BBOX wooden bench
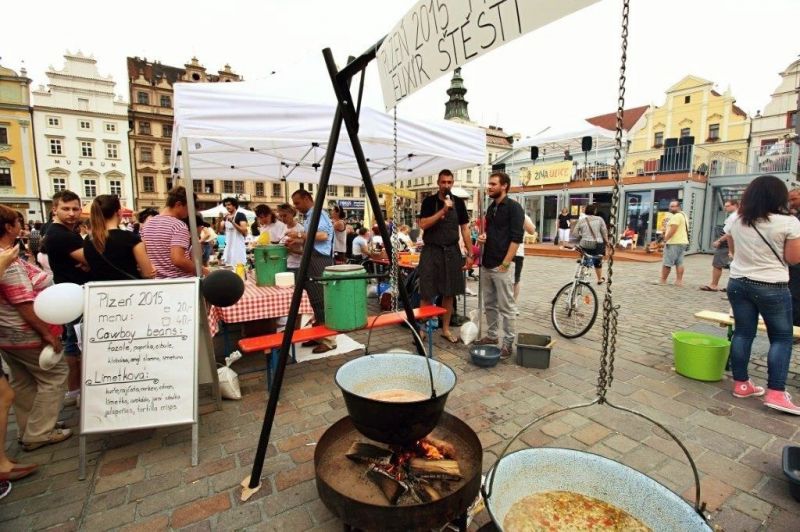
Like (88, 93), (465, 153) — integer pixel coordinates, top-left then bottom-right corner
(694, 310), (800, 370)
(239, 305), (448, 390)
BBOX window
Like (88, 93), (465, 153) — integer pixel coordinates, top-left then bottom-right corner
(0, 168), (11, 187)
(359, 186), (365, 196)
(0, 127), (7, 145)
(788, 111), (798, 129)
(223, 180), (234, 193)
(49, 138), (63, 155)
(140, 147), (153, 162)
(78, 98), (89, 111)
(79, 120), (92, 130)
(344, 186), (353, 197)
(137, 91), (150, 105)
(308, 183), (313, 193)
(53, 177), (67, 192)
(466, 169), (472, 183)
(204, 180), (215, 194)
(163, 148), (171, 162)
(160, 95), (171, 107)
(680, 128), (691, 138)
(708, 123), (720, 141)
(162, 124), (172, 138)
(105, 143), (118, 159)
(684, 95), (691, 104)
(654, 131), (664, 147)
(109, 180), (122, 196)
(143, 176), (155, 192)
(272, 183), (282, 197)
(105, 122), (116, 133)
(193, 180), (203, 193)
(139, 121), (151, 135)
(427, 176), (433, 184)
(234, 181), (244, 194)
(80, 141), (94, 158)
(165, 177), (174, 191)
(330, 185), (338, 196)
(255, 182), (264, 196)
(83, 179), (97, 198)
(47, 116), (60, 127)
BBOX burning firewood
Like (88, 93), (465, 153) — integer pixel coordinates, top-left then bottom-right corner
(346, 442), (393, 465)
(366, 465), (407, 504)
(415, 480), (442, 503)
(408, 458), (462, 480)
(421, 435), (457, 459)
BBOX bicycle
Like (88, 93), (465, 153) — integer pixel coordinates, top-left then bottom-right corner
(550, 245), (601, 338)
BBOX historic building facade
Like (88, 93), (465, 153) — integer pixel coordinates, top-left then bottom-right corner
(32, 52), (133, 212)
(0, 63), (40, 221)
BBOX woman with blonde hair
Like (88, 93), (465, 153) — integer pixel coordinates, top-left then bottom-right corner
(84, 195), (155, 281)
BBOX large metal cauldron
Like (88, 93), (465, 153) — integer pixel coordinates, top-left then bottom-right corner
(483, 448), (711, 531)
(335, 353), (456, 445)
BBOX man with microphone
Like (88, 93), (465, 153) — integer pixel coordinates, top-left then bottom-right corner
(417, 169), (473, 343)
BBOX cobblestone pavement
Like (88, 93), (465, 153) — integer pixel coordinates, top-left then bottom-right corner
(1, 254), (799, 531)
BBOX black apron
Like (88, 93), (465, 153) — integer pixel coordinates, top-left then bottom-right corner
(418, 199), (465, 299)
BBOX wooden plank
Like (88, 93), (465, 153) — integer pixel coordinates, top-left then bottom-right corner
(238, 306), (447, 353)
(694, 310), (800, 337)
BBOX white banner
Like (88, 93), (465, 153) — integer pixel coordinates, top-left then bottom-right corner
(376, 0), (600, 110)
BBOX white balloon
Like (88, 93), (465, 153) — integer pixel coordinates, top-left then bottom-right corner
(33, 283), (84, 324)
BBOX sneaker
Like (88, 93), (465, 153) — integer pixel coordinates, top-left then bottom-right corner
(732, 380), (765, 398)
(0, 480), (10, 500)
(63, 390), (80, 407)
(763, 390), (800, 415)
(22, 428), (73, 451)
(475, 336), (497, 345)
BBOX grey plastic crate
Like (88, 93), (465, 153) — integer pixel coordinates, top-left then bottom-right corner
(516, 333), (555, 369)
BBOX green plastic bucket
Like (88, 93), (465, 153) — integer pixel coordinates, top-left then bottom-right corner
(253, 245), (288, 287)
(323, 264), (367, 331)
(672, 331), (730, 382)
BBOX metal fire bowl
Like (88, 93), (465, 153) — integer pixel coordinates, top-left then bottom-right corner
(484, 448), (711, 531)
(315, 413), (482, 532)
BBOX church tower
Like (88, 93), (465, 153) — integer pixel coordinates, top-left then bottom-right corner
(444, 68), (470, 122)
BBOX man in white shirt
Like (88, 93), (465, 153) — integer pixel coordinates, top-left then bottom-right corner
(700, 199), (738, 292)
(351, 228), (369, 261)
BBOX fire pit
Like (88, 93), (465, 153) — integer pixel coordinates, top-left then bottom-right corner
(315, 412), (482, 531)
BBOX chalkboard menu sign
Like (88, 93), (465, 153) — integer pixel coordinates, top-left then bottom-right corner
(80, 279), (199, 434)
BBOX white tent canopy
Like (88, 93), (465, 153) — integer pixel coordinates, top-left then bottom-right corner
(171, 80), (485, 186)
(200, 204), (256, 219)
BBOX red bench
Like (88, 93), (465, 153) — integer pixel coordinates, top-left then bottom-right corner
(238, 305), (447, 389)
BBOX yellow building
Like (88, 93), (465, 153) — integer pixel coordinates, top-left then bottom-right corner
(0, 63), (41, 221)
(625, 75), (750, 177)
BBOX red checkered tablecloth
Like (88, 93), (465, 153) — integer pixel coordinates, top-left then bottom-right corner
(207, 279), (314, 336)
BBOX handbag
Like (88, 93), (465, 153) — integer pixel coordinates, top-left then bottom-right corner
(584, 217), (606, 255)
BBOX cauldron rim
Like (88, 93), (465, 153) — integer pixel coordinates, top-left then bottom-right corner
(335, 353), (457, 401)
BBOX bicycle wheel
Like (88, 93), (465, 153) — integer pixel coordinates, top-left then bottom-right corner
(551, 281), (599, 338)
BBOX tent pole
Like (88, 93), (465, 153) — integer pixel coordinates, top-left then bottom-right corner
(180, 139), (222, 412)
(323, 48), (425, 355)
(243, 58), (353, 495)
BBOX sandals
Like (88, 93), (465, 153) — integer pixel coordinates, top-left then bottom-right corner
(597, 277), (605, 285)
(699, 285), (719, 292)
(441, 332), (459, 344)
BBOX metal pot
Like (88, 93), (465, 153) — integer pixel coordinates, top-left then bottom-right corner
(335, 353), (456, 445)
(483, 448), (710, 531)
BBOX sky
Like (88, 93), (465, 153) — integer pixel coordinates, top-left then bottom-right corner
(3, 0), (798, 138)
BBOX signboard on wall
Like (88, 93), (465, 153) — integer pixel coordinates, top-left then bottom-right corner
(376, 0), (599, 110)
(521, 160), (574, 186)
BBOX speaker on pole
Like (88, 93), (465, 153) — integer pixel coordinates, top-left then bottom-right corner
(530, 146), (539, 161)
(581, 136), (593, 152)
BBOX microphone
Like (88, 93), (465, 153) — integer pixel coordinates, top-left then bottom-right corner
(446, 194), (451, 201)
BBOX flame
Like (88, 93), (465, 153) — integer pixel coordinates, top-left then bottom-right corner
(418, 440), (444, 460)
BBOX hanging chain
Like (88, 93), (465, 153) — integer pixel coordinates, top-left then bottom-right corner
(597, 0), (629, 401)
(390, 106), (400, 313)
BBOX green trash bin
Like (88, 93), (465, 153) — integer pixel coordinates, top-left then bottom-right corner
(672, 331), (730, 382)
(253, 245), (288, 287)
(323, 264), (368, 331)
